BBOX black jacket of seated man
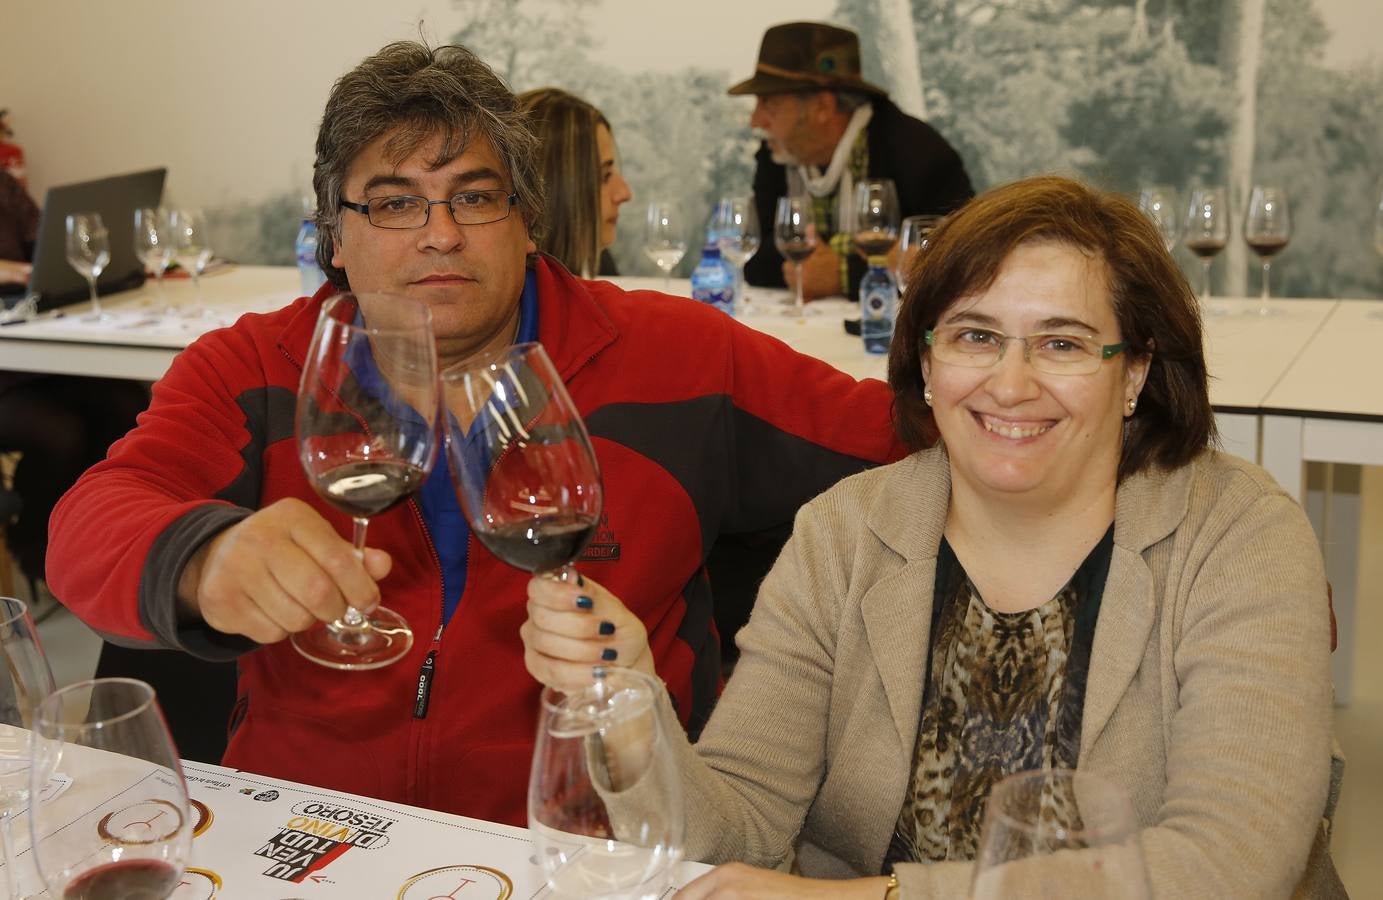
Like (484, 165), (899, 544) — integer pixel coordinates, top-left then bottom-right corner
(745, 95), (974, 298)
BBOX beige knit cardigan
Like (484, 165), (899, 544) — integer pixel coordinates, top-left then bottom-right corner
(651, 447), (1339, 898)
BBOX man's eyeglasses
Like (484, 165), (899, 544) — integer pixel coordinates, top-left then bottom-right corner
(925, 325), (1129, 376)
(339, 190), (519, 229)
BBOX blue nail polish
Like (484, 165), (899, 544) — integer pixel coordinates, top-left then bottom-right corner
(601, 648), (618, 661)
(576, 595), (594, 610)
(598, 621), (616, 636)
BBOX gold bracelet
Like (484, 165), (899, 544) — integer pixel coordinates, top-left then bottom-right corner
(883, 872), (899, 900)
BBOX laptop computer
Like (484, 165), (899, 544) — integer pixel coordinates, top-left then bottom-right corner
(21, 167), (166, 311)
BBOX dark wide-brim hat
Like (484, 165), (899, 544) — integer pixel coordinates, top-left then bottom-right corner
(727, 22), (887, 97)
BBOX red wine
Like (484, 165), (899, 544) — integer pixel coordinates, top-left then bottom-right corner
(853, 232), (895, 257)
(315, 460), (426, 518)
(1246, 236), (1289, 258)
(777, 239), (816, 263)
(64, 858), (181, 899)
(1184, 238), (1226, 259)
(476, 514), (598, 572)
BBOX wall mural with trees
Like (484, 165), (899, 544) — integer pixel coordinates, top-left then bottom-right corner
(215, 0), (1379, 299)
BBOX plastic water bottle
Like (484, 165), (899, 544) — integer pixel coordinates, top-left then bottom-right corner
(295, 217), (326, 296)
(860, 257), (896, 354)
(691, 245), (734, 316)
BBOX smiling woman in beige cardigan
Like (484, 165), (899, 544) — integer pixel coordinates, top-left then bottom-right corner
(520, 176), (1342, 899)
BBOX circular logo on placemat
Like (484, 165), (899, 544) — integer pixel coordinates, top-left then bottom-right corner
(171, 867), (221, 899)
(97, 799), (185, 845)
(397, 864), (512, 899)
(189, 798), (214, 837)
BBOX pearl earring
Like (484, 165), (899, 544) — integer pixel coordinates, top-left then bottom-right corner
(1126, 397), (1137, 415)
(924, 387), (933, 406)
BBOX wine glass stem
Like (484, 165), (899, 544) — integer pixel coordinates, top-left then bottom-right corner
(192, 270), (206, 314)
(338, 517), (371, 629)
(1200, 259), (1212, 300)
(794, 262), (805, 317)
(0, 807), (19, 898)
(1260, 261), (1272, 302)
(87, 275), (102, 316)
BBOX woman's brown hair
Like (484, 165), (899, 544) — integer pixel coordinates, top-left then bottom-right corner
(888, 175), (1215, 479)
(517, 87), (609, 277)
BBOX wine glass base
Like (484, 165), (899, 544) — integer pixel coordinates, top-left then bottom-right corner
(290, 606), (415, 670)
(1245, 304), (1283, 317)
(81, 311), (114, 324)
(779, 301), (820, 318)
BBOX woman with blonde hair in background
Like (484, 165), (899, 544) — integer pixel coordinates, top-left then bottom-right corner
(517, 87), (632, 277)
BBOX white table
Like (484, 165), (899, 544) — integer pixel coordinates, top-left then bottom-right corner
(1198, 297), (1339, 462)
(1258, 300), (1383, 704)
(0, 266), (299, 380)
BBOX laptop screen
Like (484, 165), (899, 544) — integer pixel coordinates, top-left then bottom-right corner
(25, 168), (167, 311)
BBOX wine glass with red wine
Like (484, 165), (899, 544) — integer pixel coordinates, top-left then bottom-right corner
(28, 678), (192, 900)
(774, 195), (820, 319)
(1244, 185), (1292, 316)
(442, 342), (603, 582)
(853, 178), (900, 262)
(1183, 186), (1228, 301)
(293, 292), (440, 670)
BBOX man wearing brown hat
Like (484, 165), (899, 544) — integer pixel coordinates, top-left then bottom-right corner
(731, 22), (973, 301)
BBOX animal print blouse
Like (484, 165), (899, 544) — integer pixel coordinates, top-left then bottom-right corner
(885, 527), (1113, 866)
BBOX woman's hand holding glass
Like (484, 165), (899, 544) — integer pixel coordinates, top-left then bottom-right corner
(521, 573), (654, 692)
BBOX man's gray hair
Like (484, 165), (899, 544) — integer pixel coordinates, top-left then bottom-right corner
(312, 41), (544, 288)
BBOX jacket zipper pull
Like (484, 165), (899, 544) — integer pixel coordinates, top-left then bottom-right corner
(413, 626), (443, 719)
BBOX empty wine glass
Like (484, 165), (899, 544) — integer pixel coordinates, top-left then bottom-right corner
(64, 213), (112, 323)
(713, 197), (760, 312)
(774, 195), (819, 319)
(0, 597), (57, 900)
(529, 667), (684, 900)
(293, 293), (440, 670)
(897, 215), (941, 294)
(28, 678), (192, 900)
(169, 208), (214, 320)
(643, 202), (686, 290)
(133, 207), (176, 316)
(443, 342), (603, 582)
(852, 178), (900, 262)
(1183, 186), (1228, 301)
(971, 768), (1149, 900)
(1138, 185), (1181, 252)
(1244, 185), (1291, 316)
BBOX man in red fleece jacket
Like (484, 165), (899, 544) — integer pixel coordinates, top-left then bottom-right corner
(47, 40), (904, 826)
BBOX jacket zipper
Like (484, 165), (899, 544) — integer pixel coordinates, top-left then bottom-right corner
(413, 625), (443, 718)
(405, 494), (445, 807)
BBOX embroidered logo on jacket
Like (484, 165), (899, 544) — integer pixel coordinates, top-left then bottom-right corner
(578, 513), (620, 561)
